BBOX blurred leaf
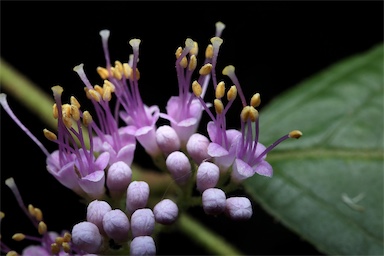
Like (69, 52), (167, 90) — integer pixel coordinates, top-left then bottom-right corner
(244, 44), (384, 255)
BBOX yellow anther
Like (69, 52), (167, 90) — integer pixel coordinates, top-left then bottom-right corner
(51, 85), (64, 97)
(71, 105), (80, 121)
(114, 60), (124, 73)
(215, 81), (225, 99)
(210, 36), (223, 49)
(205, 44), (213, 59)
(51, 243), (60, 255)
(43, 129), (57, 141)
(104, 80), (116, 92)
(214, 99), (224, 115)
(6, 251), (19, 256)
(28, 204), (35, 216)
(38, 221), (47, 235)
(63, 232), (72, 242)
(88, 89), (101, 102)
(190, 41), (199, 56)
(250, 93), (261, 108)
(62, 104), (72, 128)
(179, 56), (188, 69)
(227, 85), (237, 101)
(94, 85), (104, 96)
(188, 55), (197, 71)
(175, 46), (183, 59)
(222, 65), (235, 76)
(62, 242), (71, 253)
(0, 211), (4, 219)
(129, 68), (140, 80)
(199, 63), (212, 76)
(192, 81), (202, 97)
(123, 63), (132, 79)
(289, 130), (303, 139)
(55, 236), (64, 245)
(52, 104), (58, 119)
(240, 106), (251, 122)
(97, 66), (110, 80)
(103, 85), (112, 101)
(249, 107), (259, 122)
(84, 88), (91, 100)
(83, 111), (93, 127)
(129, 39), (141, 50)
(111, 66), (122, 80)
(33, 207), (43, 222)
(70, 96), (81, 109)
(12, 233), (25, 241)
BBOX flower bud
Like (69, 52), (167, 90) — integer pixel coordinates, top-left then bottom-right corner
(202, 188), (226, 215)
(86, 200), (112, 235)
(130, 236), (156, 256)
(155, 125), (181, 156)
(102, 209), (130, 243)
(153, 199), (178, 225)
(225, 197), (253, 221)
(71, 221), (103, 254)
(106, 161), (132, 199)
(196, 162), (220, 193)
(186, 133), (210, 164)
(126, 181), (150, 214)
(165, 151), (191, 185)
(130, 208), (155, 238)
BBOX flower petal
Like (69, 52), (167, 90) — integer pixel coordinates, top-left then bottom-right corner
(78, 170), (106, 199)
(231, 158), (254, 182)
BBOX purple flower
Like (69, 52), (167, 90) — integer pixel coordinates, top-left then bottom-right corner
(222, 65), (303, 182)
(160, 22), (226, 146)
(97, 30), (161, 157)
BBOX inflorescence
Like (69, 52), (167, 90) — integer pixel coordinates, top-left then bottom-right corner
(0, 22), (302, 255)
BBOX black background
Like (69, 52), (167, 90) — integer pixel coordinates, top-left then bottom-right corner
(1, 1), (383, 255)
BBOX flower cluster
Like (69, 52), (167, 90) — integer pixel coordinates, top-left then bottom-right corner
(0, 21), (302, 255)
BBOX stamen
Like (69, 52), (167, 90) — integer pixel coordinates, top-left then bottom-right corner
(70, 105), (80, 121)
(33, 207), (43, 222)
(55, 236), (64, 245)
(43, 129), (57, 141)
(205, 44), (213, 59)
(192, 81), (202, 97)
(123, 63), (132, 79)
(188, 55), (197, 71)
(240, 106), (251, 122)
(28, 204), (35, 216)
(63, 232), (71, 242)
(102, 85), (112, 101)
(115, 60), (124, 73)
(215, 81), (225, 99)
(83, 111), (93, 127)
(70, 96), (81, 109)
(175, 47), (183, 59)
(210, 37), (223, 49)
(88, 89), (101, 102)
(249, 107), (259, 122)
(111, 66), (122, 80)
(129, 39), (141, 51)
(214, 99), (224, 115)
(179, 56), (188, 68)
(190, 41), (199, 56)
(12, 233), (25, 241)
(289, 130), (303, 139)
(38, 221), (47, 235)
(6, 251), (19, 256)
(51, 85), (64, 97)
(104, 80), (116, 92)
(52, 103), (58, 119)
(199, 63), (212, 76)
(227, 85), (237, 101)
(62, 242), (71, 253)
(62, 104), (72, 128)
(222, 65), (246, 106)
(250, 93), (261, 108)
(185, 38), (195, 49)
(97, 66), (109, 80)
(51, 243), (60, 254)
(94, 85), (104, 96)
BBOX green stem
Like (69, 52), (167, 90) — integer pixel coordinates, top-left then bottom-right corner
(0, 58), (56, 130)
(178, 213), (244, 255)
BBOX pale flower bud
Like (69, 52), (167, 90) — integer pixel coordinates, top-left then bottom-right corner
(165, 151), (191, 185)
(225, 197), (253, 221)
(86, 200), (112, 235)
(126, 181), (150, 214)
(153, 199), (178, 225)
(71, 221), (103, 254)
(196, 162), (220, 193)
(156, 125), (181, 156)
(102, 209), (130, 243)
(202, 188), (226, 215)
(130, 236), (156, 256)
(130, 208), (155, 238)
(106, 161), (132, 199)
(186, 133), (210, 164)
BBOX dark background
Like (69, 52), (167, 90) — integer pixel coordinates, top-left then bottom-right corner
(1, 1), (383, 255)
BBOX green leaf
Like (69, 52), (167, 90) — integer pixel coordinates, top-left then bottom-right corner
(244, 44), (384, 255)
